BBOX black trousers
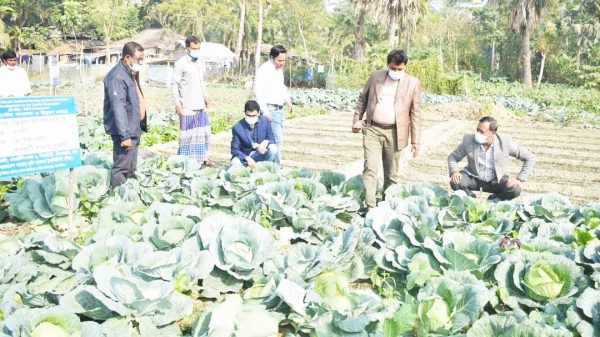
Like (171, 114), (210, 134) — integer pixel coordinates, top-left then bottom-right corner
(111, 136), (139, 187)
(450, 172), (521, 200)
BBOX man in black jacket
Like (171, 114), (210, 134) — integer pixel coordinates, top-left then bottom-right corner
(103, 41), (147, 187)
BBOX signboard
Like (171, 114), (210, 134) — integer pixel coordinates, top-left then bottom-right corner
(0, 96), (81, 179)
(49, 55), (60, 86)
(317, 65), (325, 73)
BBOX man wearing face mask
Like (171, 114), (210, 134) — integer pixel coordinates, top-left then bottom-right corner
(0, 50), (32, 97)
(103, 41), (147, 188)
(253, 45), (293, 165)
(447, 116), (535, 201)
(230, 100), (278, 169)
(171, 36), (212, 166)
(352, 49), (422, 209)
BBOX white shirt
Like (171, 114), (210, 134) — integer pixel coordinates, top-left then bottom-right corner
(478, 140), (497, 182)
(0, 66), (32, 97)
(171, 55), (208, 110)
(372, 77), (399, 125)
(253, 60), (290, 115)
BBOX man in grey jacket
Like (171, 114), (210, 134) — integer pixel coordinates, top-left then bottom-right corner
(103, 41), (146, 187)
(447, 116), (535, 201)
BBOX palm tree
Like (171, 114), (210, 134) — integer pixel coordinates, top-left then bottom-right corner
(372, 0), (428, 52)
(508, 0), (555, 86)
(353, 0), (371, 59)
(0, 5), (14, 47)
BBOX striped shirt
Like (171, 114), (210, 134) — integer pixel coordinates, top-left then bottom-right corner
(477, 141), (497, 182)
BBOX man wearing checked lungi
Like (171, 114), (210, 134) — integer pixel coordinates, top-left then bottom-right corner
(171, 36), (212, 166)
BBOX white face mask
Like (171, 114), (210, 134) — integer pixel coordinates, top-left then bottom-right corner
(131, 63), (143, 73)
(245, 116), (258, 125)
(474, 132), (488, 144)
(6, 65), (16, 70)
(189, 50), (200, 59)
(388, 69), (404, 81)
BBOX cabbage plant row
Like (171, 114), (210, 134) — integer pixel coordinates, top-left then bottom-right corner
(1, 153), (599, 337)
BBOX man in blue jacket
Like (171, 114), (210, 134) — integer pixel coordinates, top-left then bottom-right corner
(103, 41), (147, 187)
(231, 100), (278, 169)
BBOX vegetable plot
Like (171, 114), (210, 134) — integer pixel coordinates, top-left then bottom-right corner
(1, 154), (599, 337)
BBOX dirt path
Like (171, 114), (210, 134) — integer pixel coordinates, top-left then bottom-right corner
(146, 105), (600, 205)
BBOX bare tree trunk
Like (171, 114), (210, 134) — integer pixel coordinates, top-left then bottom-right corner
(454, 44), (458, 71)
(521, 27), (533, 86)
(254, 0), (263, 73)
(406, 25), (412, 53)
(298, 22), (309, 62)
(439, 43), (444, 73)
(234, 0), (246, 61)
(387, 16), (398, 47)
(353, 7), (366, 60)
(536, 51), (547, 89)
(490, 40), (495, 74)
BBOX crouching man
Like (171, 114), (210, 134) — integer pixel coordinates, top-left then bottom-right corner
(231, 100), (278, 169)
(447, 116), (535, 201)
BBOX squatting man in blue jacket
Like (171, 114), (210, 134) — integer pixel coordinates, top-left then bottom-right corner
(447, 116), (535, 201)
(230, 100), (278, 169)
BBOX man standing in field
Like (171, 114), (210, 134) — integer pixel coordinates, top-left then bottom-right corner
(353, 49), (422, 209)
(103, 42), (147, 188)
(447, 116), (535, 201)
(0, 50), (32, 97)
(171, 36), (212, 166)
(253, 45), (292, 164)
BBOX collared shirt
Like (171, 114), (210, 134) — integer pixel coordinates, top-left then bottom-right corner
(477, 140), (497, 182)
(372, 76), (399, 125)
(0, 66), (32, 97)
(243, 120), (260, 146)
(171, 55), (208, 110)
(253, 60), (290, 115)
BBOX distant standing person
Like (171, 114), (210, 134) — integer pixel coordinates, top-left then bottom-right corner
(171, 36), (212, 166)
(447, 116), (535, 201)
(0, 50), (32, 97)
(352, 49), (422, 209)
(253, 45), (292, 164)
(103, 42), (147, 188)
(230, 100), (278, 169)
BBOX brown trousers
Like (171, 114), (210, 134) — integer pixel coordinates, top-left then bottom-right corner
(362, 126), (402, 208)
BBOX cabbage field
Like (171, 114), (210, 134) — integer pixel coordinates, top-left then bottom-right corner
(1, 156), (600, 337)
(1, 85), (600, 337)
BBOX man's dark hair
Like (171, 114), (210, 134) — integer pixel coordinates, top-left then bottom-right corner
(185, 36), (201, 47)
(270, 45), (286, 59)
(479, 116), (498, 132)
(244, 100), (261, 113)
(1, 50), (17, 61)
(387, 49), (408, 65)
(122, 42), (144, 58)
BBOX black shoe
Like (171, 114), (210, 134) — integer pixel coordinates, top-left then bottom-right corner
(487, 194), (501, 203)
(465, 190), (476, 198)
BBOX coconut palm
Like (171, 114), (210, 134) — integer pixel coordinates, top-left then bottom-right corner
(372, 0), (428, 51)
(0, 5), (14, 47)
(353, 0), (371, 59)
(507, 0), (555, 86)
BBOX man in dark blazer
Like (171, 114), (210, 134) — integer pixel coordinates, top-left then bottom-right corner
(447, 116), (535, 201)
(103, 41), (147, 187)
(352, 49), (422, 208)
(231, 100), (278, 169)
